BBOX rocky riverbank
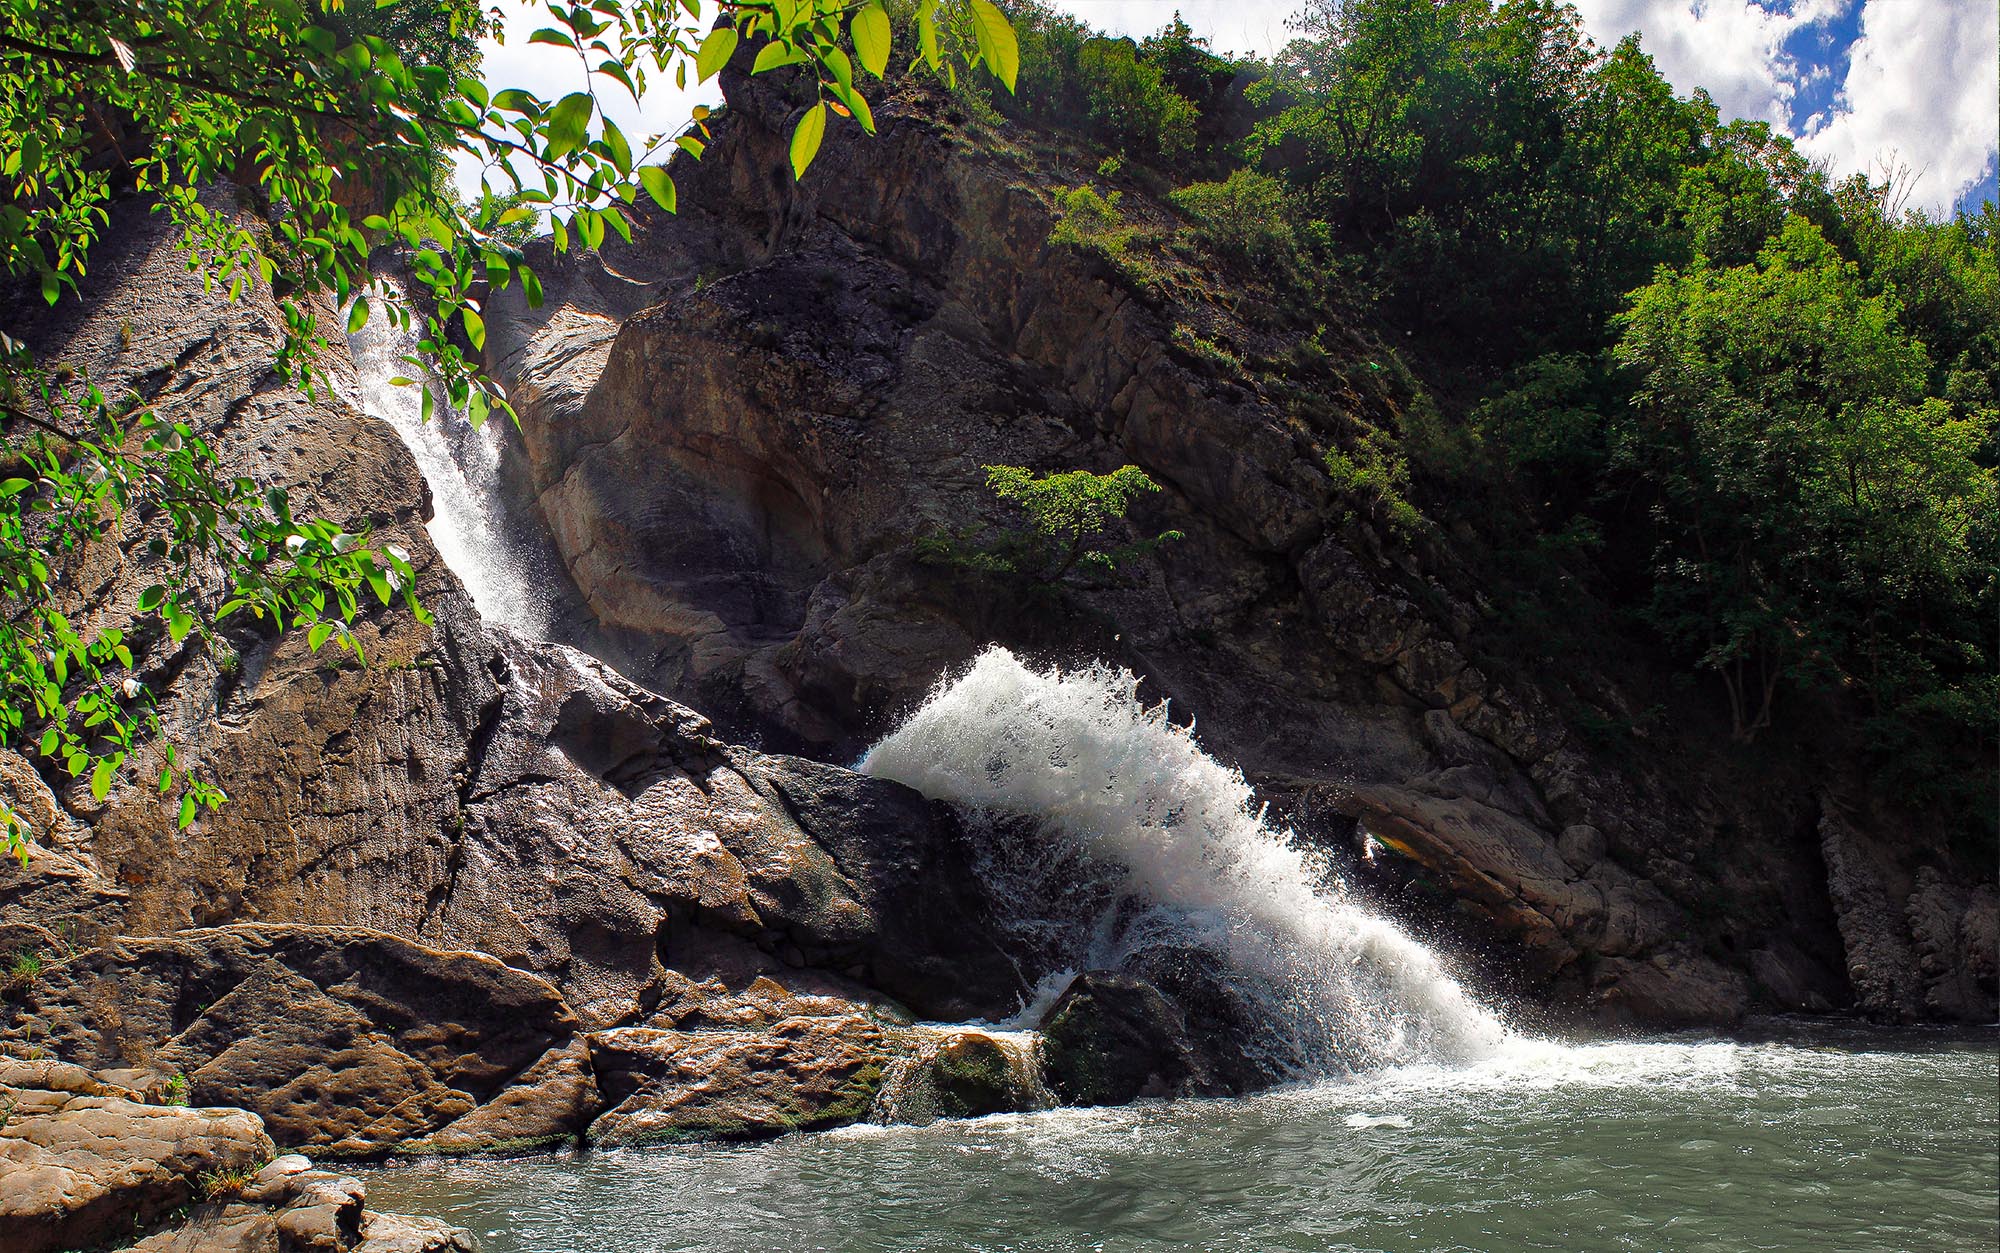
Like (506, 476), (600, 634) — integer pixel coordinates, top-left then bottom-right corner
(0, 1055), (472, 1252)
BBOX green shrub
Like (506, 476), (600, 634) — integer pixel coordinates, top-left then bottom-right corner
(977, 4), (1204, 169)
(918, 464), (1183, 583)
(1077, 37), (1197, 163)
(1324, 435), (1422, 534)
(1169, 169), (1298, 269)
(1048, 185), (1137, 258)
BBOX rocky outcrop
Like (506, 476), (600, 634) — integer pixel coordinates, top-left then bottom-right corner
(0, 1056), (471, 1253)
(428, 633), (1023, 1032)
(0, 181), (1034, 1145)
(3, 924), (591, 1157)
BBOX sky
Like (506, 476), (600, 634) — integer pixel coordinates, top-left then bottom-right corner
(468, 0), (1999, 217)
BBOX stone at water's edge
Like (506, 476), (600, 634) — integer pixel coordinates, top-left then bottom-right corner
(0, 1056), (472, 1253)
(2, 924), (591, 1157)
(927, 1032), (1037, 1119)
(1039, 972), (1220, 1106)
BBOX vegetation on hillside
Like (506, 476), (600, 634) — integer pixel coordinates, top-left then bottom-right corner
(961, 0), (1996, 844)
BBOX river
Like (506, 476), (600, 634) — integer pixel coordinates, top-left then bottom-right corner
(361, 1022), (1995, 1253)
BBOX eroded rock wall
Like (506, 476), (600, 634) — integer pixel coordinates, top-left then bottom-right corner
(486, 69), (1994, 1026)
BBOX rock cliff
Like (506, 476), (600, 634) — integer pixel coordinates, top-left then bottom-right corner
(483, 68), (1993, 1026)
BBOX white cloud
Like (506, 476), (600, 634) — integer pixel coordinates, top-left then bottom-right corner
(1799, 0), (1999, 213)
(1568, 0), (1848, 128)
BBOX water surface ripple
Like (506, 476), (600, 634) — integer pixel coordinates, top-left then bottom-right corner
(362, 1024), (1997, 1253)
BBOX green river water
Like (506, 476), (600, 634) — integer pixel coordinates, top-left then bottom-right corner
(361, 1022), (1997, 1253)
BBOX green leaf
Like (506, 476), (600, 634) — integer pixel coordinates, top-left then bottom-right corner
(547, 92), (595, 160)
(346, 296), (370, 333)
(308, 622), (335, 653)
(852, 3), (891, 78)
(638, 167), (677, 213)
(917, 3), (940, 70)
(790, 103), (827, 180)
(90, 756), (112, 802)
(178, 793), (197, 829)
(601, 117), (633, 174)
(528, 27), (577, 49)
(461, 306), (486, 351)
(753, 41), (808, 75)
(492, 88), (539, 115)
(968, 0), (1019, 92)
(695, 26), (738, 82)
(829, 81), (875, 136)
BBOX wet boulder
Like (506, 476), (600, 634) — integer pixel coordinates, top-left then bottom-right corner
(1040, 972), (1218, 1106)
(928, 1031), (1037, 1119)
(1122, 944), (1295, 1093)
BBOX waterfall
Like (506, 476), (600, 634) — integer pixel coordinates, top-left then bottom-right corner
(344, 279), (549, 637)
(859, 647), (1514, 1075)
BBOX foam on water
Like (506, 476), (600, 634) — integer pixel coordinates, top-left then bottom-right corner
(343, 279), (548, 637)
(859, 646), (1514, 1073)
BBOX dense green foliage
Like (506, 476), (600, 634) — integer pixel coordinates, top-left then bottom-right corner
(0, 0), (1016, 855)
(992, 0), (1997, 842)
(919, 465), (1182, 583)
(972, 3), (1250, 173)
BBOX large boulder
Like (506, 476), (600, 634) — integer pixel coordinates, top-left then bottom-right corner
(1, 924), (591, 1156)
(1039, 972), (1217, 1106)
(0, 1057), (271, 1253)
(426, 632), (1026, 1029)
(585, 973), (900, 1144)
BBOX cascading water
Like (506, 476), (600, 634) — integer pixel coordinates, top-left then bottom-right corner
(859, 646), (1515, 1075)
(344, 278), (549, 637)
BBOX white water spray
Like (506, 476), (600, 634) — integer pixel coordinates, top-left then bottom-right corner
(344, 279), (548, 637)
(860, 647), (1514, 1072)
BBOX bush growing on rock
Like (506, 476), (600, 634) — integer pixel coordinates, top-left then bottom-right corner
(1169, 169), (1299, 270)
(918, 465), (1183, 585)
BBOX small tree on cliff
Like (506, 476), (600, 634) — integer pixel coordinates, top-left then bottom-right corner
(0, 0), (1022, 857)
(919, 464), (1183, 584)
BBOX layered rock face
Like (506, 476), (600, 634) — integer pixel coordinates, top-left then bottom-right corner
(0, 190), (1038, 1152)
(0, 1056), (471, 1252)
(484, 68), (1993, 1026)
